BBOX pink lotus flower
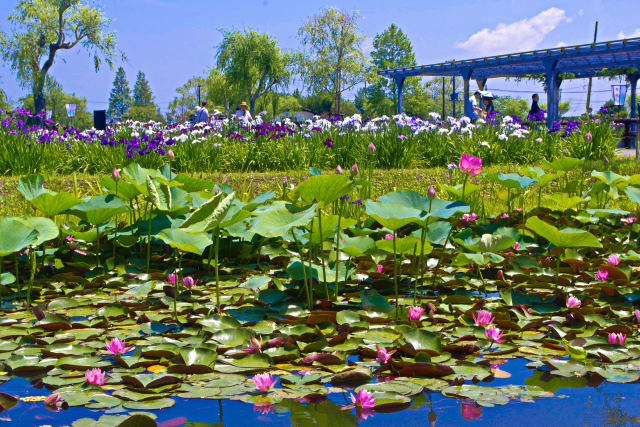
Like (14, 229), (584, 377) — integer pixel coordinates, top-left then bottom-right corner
(461, 402), (482, 420)
(502, 213), (509, 219)
(608, 254), (620, 266)
(166, 273), (177, 285)
(349, 389), (376, 409)
(566, 295), (581, 308)
(408, 306), (425, 321)
(44, 393), (61, 407)
(105, 338), (133, 355)
(624, 216), (637, 224)
(85, 368), (107, 385)
(608, 332), (626, 345)
(472, 310), (494, 326)
(595, 269), (609, 281)
(351, 163), (359, 175)
(335, 165), (343, 174)
(252, 373), (277, 392)
(376, 264), (384, 274)
(243, 336), (262, 353)
(367, 142), (376, 153)
(182, 276), (198, 289)
(512, 242), (520, 250)
(459, 153), (482, 176)
(635, 309), (640, 324)
(427, 185), (436, 200)
(461, 213), (478, 225)
(376, 345), (396, 364)
(383, 233), (394, 240)
(65, 235), (74, 242)
(484, 326), (504, 342)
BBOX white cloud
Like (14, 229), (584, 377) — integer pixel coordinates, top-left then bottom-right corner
(455, 7), (569, 55)
(618, 28), (640, 39)
(361, 37), (374, 55)
(555, 41), (568, 48)
(578, 9), (584, 16)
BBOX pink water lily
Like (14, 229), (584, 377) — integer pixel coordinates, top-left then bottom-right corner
(105, 338), (133, 355)
(595, 269), (609, 281)
(461, 402), (482, 420)
(459, 153), (482, 176)
(566, 295), (581, 308)
(44, 393), (61, 407)
(252, 373), (277, 392)
(383, 233), (394, 240)
(408, 306), (425, 321)
(85, 368), (107, 385)
(608, 254), (620, 266)
(484, 326), (504, 342)
(376, 264), (384, 274)
(349, 389), (376, 409)
(166, 273), (177, 285)
(243, 336), (262, 353)
(182, 276), (198, 289)
(472, 310), (494, 326)
(512, 242), (520, 250)
(461, 213), (478, 225)
(608, 332), (626, 346)
(635, 309), (640, 324)
(376, 345), (396, 364)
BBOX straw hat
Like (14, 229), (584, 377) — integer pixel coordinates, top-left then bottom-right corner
(239, 102), (248, 109)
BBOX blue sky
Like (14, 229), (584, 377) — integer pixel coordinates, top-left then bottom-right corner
(1, 0), (639, 115)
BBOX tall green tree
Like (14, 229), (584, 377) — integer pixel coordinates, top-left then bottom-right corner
(297, 8), (366, 115)
(107, 67), (131, 119)
(0, 89), (11, 112)
(216, 30), (292, 115)
(0, 0), (119, 116)
(21, 77), (92, 128)
(133, 71), (153, 106)
(371, 24), (416, 100)
(167, 77), (204, 123)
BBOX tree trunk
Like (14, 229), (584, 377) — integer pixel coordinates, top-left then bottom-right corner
(249, 97), (256, 116)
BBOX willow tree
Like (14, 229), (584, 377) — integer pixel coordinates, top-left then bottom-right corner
(297, 8), (366, 115)
(216, 29), (292, 115)
(0, 0), (119, 115)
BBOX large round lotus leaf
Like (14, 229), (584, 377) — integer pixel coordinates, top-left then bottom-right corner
(357, 378), (423, 396)
(403, 329), (442, 354)
(85, 393), (122, 409)
(0, 218), (38, 257)
(122, 373), (181, 388)
(239, 275), (271, 291)
(156, 228), (212, 255)
(365, 200), (423, 231)
(290, 174), (352, 207)
(336, 310), (360, 324)
(369, 391), (411, 410)
(376, 235), (430, 256)
(72, 414), (158, 427)
(100, 176), (141, 201)
(340, 235), (375, 257)
(486, 173), (538, 189)
(68, 194), (129, 225)
(30, 192), (83, 217)
(251, 202), (317, 238)
(228, 353), (271, 368)
(12, 216), (59, 245)
(17, 174), (54, 200)
(525, 216), (602, 248)
(544, 156), (584, 172)
(96, 304), (129, 318)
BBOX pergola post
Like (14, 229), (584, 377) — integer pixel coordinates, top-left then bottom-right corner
(462, 69), (473, 117)
(544, 60), (560, 129)
(475, 78), (487, 91)
(395, 76), (406, 114)
(629, 74), (638, 119)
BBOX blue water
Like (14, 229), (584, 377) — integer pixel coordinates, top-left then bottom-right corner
(2, 358), (640, 426)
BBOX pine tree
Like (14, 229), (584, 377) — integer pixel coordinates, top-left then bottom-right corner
(107, 67), (131, 119)
(133, 71), (154, 107)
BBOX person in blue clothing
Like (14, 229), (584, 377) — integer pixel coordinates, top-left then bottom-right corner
(481, 92), (495, 114)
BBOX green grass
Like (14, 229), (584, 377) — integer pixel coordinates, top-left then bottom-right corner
(3, 156), (640, 219)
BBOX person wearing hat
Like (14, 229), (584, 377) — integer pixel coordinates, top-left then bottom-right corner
(470, 90), (483, 118)
(235, 102), (253, 123)
(196, 101), (209, 123)
(481, 91), (495, 114)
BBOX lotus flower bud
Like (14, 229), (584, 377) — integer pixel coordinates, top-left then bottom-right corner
(427, 185), (436, 200)
(112, 168), (120, 181)
(167, 149), (175, 160)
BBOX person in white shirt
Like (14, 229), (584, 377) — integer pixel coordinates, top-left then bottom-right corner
(196, 101), (209, 123)
(235, 102), (253, 123)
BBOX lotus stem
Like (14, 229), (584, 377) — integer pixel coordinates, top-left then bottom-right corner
(146, 204), (152, 274)
(13, 254), (19, 296)
(431, 227), (453, 287)
(461, 174), (469, 203)
(411, 242), (419, 306)
(317, 209), (329, 300)
(393, 230), (399, 319)
(334, 199), (344, 300)
(292, 232), (312, 310)
(95, 225), (101, 270)
(214, 226), (221, 309)
(26, 249), (36, 309)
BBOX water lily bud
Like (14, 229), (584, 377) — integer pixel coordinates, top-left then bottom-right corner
(427, 185), (436, 200)
(167, 149), (175, 160)
(112, 168), (120, 181)
(367, 141), (376, 153)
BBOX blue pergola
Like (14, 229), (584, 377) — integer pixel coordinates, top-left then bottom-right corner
(378, 37), (640, 128)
